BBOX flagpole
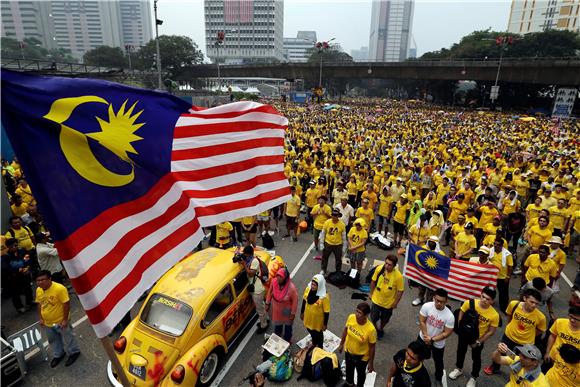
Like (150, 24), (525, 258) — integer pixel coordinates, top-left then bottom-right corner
(101, 336), (131, 387)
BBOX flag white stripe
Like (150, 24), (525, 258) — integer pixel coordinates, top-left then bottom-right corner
(186, 101), (264, 115)
(172, 129), (285, 150)
(175, 112), (288, 127)
(198, 195), (289, 228)
(64, 164), (285, 274)
(449, 267), (498, 281)
(449, 273), (498, 287)
(73, 200), (197, 305)
(189, 180), (288, 207)
(171, 147), (284, 172)
(406, 267), (482, 294)
(91, 228), (204, 338)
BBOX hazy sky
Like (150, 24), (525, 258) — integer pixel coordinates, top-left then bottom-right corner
(155, 0), (511, 57)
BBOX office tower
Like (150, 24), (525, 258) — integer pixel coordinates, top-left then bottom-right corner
(1, 1), (153, 61)
(350, 46), (369, 61)
(368, 0), (414, 62)
(205, 0), (285, 64)
(507, 0), (580, 33)
(283, 31), (317, 62)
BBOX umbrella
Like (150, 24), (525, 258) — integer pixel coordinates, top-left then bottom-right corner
(519, 117), (536, 122)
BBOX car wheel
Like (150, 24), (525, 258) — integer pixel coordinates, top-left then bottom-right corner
(197, 349), (222, 387)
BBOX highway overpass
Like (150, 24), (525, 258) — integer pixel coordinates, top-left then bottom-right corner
(175, 58), (580, 86)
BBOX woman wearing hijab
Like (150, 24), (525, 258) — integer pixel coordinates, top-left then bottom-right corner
(266, 268), (298, 342)
(429, 210), (445, 239)
(407, 200), (424, 228)
(338, 302), (376, 387)
(300, 274), (331, 348)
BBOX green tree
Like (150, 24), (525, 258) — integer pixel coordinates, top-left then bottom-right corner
(83, 45), (127, 67)
(420, 29), (580, 59)
(1, 37), (77, 63)
(134, 35), (204, 77)
(307, 47), (353, 63)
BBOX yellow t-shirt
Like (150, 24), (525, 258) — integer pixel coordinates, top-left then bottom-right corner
(10, 203), (28, 217)
(242, 216), (256, 226)
(408, 224), (430, 245)
(478, 206), (499, 229)
(460, 299), (499, 338)
(549, 248), (566, 268)
(526, 204), (543, 220)
(546, 349), (580, 387)
(505, 301), (547, 345)
(216, 222), (233, 246)
(36, 282), (70, 326)
(393, 202), (410, 224)
(524, 254), (559, 283)
(346, 181), (358, 195)
(302, 288), (331, 331)
(355, 207), (374, 230)
(285, 195), (301, 217)
(347, 227), (368, 253)
(312, 204), (332, 230)
(548, 318), (580, 359)
(548, 206), (569, 230)
(502, 198), (520, 216)
(344, 314), (377, 360)
(361, 191), (378, 209)
(371, 266), (404, 309)
(436, 184), (450, 205)
(449, 201), (468, 224)
(305, 188), (320, 208)
(527, 225), (552, 249)
(490, 249), (513, 279)
(455, 232), (477, 257)
(322, 219), (346, 245)
(504, 356), (549, 387)
(5, 227), (35, 251)
(378, 194), (393, 217)
(574, 209), (580, 233)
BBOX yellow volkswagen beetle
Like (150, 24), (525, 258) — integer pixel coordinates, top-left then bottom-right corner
(107, 247), (271, 386)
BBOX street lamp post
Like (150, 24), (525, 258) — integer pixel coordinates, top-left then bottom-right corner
(315, 38), (335, 88)
(125, 45), (133, 73)
(154, 0), (163, 90)
(490, 35), (513, 104)
(215, 31), (225, 90)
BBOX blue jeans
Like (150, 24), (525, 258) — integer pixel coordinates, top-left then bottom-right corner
(273, 324), (293, 342)
(44, 324), (80, 358)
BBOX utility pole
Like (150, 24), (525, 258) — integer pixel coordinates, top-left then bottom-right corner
(154, 0), (163, 90)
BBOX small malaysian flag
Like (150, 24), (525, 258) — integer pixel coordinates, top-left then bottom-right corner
(403, 244), (499, 301)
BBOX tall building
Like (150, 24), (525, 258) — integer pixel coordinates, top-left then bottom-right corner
(507, 0), (580, 34)
(1, 1), (153, 61)
(205, 0), (285, 64)
(350, 46), (369, 61)
(283, 31), (316, 62)
(368, 0), (414, 62)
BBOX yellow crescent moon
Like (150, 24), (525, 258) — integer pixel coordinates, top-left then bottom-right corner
(44, 96), (135, 187)
(414, 249), (428, 269)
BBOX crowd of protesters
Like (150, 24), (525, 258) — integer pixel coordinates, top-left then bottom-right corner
(2, 98), (580, 385)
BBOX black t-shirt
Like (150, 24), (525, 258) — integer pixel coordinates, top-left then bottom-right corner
(392, 349), (431, 387)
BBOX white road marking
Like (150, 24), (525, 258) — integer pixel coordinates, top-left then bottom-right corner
(210, 242), (315, 387)
(24, 315), (89, 360)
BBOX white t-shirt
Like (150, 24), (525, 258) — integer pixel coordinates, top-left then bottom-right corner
(249, 257), (265, 294)
(419, 301), (455, 349)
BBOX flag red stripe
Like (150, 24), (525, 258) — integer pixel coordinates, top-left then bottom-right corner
(452, 261), (499, 275)
(171, 155), (284, 181)
(173, 121), (287, 138)
(70, 191), (192, 294)
(84, 187), (289, 325)
(85, 216), (201, 324)
(180, 104), (279, 119)
(185, 171), (287, 199)
(171, 137), (284, 161)
(449, 273), (497, 287)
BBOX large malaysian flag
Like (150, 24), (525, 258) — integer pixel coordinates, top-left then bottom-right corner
(1, 70), (289, 337)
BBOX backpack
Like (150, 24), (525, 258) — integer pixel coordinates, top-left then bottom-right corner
(268, 350), (293, 382)
(293, 346), (311, 374)
(7, 226), (33, 241)
(454, 299), (479, 343)
(326, 271), (347, 289)
(262, 232), (275, 249)
(297, 347), (322, 382)
(298, 348), (342, 386)
(346, 268), (360, 289)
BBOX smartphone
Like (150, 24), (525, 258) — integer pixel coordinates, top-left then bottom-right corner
(504, 346), (517, 358)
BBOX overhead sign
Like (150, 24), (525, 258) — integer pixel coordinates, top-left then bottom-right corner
(490, 85), (500, 100)
(552, 87), (577, 118)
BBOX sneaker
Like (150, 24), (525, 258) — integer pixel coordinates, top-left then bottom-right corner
(513, 268), (522, 275)
(50, 356), (65, 368)
(466, 377), (477, 387)
(65, 352), (80, 367)
(412, 298), (423, 306)
(483, 365), (497, 375)
(448, 368), (463, 380)
(377, 330), (385, 340)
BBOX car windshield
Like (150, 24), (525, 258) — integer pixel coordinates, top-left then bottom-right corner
(140, 294), (193, 336)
